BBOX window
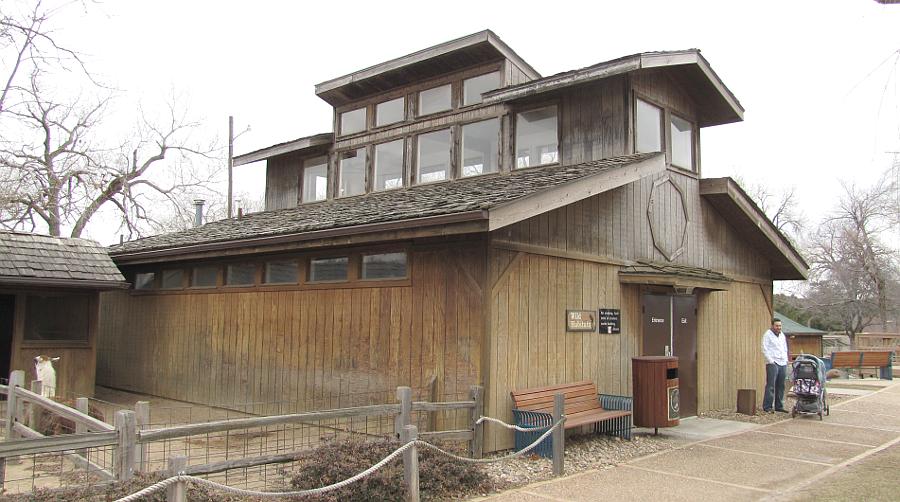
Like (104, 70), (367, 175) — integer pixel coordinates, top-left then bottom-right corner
(361, 252), (407, 280)
(417, 129), (451, 183)
(670, 114), (694, 170)
(191, 266), (218, 288)
(161, 269), (184, 289)
(24, 294), (89, 343)
(134, 272), (155, 290)
(376, 97), (405, 127)
(226, 264), (256, 286)
(302, 156), (328, 203)
(461, 118), (500, 177)
(635, 98), (662, 153)
(339, 148), (367, 197)
(515, 106), (558, 168)
(309, 257), (349, 282)
(264, 261), (299, 284)
(463, 71), (500, 106)
(418, 84), (451, 116)
(339, 107), (367, 135)
(374, 139), (404, 191)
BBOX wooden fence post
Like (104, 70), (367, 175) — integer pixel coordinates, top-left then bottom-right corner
(552, 393), (564, 477)
(395, 386), (412, 437)
(134, 401), (150, 472)
(400, 425), (420, 502)
(5, 371), (25, 439)
(115, 410), (137, 481)
(28, 380), (42, 429)
(75, 398), (90, 457)
(470, 385), (484, 459)
(166, 455), (187, 502)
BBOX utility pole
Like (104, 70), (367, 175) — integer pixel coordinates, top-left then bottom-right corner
(227, 115), (234, 218)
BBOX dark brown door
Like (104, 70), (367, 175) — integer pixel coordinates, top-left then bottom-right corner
(672, 295), (697, 417)
(641, 294), (671, 356)
(0, 295), (13, 379)
(641, 293), (698, 417)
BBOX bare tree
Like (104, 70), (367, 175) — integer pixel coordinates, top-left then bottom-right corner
(804, 171), (900, 346)
(1, 0), (94, 117)
(0, 75), (218, 238)
(150, 191), (263, 234)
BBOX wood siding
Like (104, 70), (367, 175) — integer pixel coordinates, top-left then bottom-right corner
(496, 170), (771, 281)
(265, 154), (300, 210)
(98, 243), (486, 419)
(7, 291), (99, 398)
(485, 248), (640, 451)
(559, 77), (630, 165)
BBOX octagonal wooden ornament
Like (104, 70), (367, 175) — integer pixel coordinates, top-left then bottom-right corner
(647, 176), (689, 262)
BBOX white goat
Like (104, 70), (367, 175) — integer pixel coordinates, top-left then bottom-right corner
(33, 355), (59, 398)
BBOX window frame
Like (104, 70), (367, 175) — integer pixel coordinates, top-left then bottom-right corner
(359, 251), (409, 281)
(459, 117), (501, 178)
(373, 138), (406, 192)
(669, 112), (696, 172)
(337, 147), (369, 198)
(415, 127), (453, 185)
(21, 293), (92, 347)
(633, 93), (699, 175)
(417, 83), (453, 117)
(338, 107), (368, 137)
(190, 265), (220, 289)
(307, 255), (352, 284)
(160, 268), (186, 290)
(513, 103), (561, 170)
(263, 259), (301, 285)
(462, 71), (501, 107)
(224, 263), (259, 288)
(375, 96), (406, 128)
(300, 155), (329, 204)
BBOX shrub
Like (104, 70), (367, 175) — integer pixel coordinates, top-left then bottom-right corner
(290, 438), (493, 502)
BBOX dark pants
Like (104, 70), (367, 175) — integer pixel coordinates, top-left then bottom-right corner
(763, 363), (787, 411)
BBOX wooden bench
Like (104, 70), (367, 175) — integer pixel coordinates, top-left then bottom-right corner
(511, 381), (632, 458)
(830, 350), (894, 380)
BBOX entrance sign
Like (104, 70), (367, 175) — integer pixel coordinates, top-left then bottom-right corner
(599, 308), (621, 334)
(566, 310), (596, 332)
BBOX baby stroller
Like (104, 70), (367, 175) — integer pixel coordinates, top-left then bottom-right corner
(791, 354), (829, 420)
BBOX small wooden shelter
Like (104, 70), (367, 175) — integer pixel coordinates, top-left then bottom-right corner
(98, 31), (808, 452)
(0, 231), (126, 396)
(774, 310), (826, 358)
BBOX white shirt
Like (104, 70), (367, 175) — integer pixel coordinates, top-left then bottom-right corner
(762, 329), (789, 366)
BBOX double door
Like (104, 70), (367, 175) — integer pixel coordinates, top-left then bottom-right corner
(641, 294), (697, 417)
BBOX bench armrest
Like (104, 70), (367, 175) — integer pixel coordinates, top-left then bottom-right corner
(599, 394), (633, 412)
(512, 408), (554, 428)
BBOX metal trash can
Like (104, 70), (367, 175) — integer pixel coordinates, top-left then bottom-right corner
(632, 356), (679, 433)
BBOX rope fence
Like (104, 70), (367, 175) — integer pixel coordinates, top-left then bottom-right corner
(114, 415), (566, 502)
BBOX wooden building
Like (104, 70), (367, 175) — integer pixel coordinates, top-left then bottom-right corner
(98, 31), (808, 451)
(1, 231), (126, 397)
(774, 310), (826, 359)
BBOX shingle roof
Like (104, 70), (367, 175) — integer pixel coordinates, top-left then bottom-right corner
(620, 261), (731, 283)
(774, 311), (827, 336)
(0, 231), (125, 286)
(112, 153), (659, 255)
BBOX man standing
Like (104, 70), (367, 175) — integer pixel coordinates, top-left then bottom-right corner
(762, 318), (789, 412)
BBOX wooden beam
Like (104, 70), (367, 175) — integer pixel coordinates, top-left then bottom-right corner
(488, 154), (665, 231)
(13, 387), (113, 432)
(0, 431), (118, 458)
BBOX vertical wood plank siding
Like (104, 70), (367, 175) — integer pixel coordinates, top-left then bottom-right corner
(486, 171), (773, 450)
(265, 154), (301, 210)
(97, 244), (485, 420)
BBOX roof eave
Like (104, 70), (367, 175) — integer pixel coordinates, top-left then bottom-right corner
(233, 133), (333, 167)
(700, 178), (809, 280)
(0, 277), (129, 290)
(111, 210), (490, 264)
(314, 30), (540, 106)
(482, 50), (743, 127)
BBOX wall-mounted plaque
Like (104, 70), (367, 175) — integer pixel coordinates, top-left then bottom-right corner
(599, 309), (621, 334)
(566, 310), (597, 332)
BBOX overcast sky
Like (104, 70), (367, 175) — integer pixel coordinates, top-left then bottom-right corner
(39, 0), (900, 244)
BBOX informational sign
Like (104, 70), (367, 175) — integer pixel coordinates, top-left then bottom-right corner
(598, 308), (621, 334)
(566, 310), (597, 332)
(668, 386), (680, 421)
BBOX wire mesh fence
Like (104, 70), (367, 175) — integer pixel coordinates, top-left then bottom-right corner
(2, 382), (479, 495)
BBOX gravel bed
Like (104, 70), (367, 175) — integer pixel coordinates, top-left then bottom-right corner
(473, 432), (680, 495)
(699, 392), (853, 424)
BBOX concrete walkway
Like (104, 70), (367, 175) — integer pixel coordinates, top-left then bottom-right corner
(479, 381), (900, 501)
